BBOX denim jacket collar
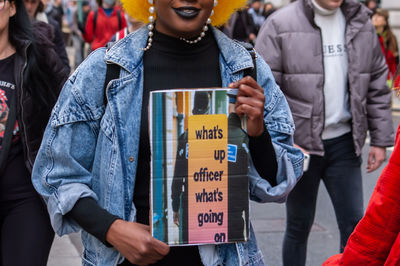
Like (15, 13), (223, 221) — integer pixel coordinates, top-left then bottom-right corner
(104, 26), (254, 76)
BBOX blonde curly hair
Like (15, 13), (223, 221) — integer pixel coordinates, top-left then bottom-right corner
(120, 0), (248, 27)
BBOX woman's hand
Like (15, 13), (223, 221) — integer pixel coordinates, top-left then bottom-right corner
(106, 219), (170, 265)
(229, 76), (266, 137)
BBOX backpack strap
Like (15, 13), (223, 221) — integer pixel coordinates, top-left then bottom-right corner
(103, 63), (120, 105)
(117, 10), (122, 30)
(93, 10), (98, 34)
(103, 41), (121, 105)
(238, 41), (257, 81)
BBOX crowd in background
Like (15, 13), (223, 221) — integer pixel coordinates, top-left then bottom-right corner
(36, 0), (398, 79)
(42, 0), (280, 68)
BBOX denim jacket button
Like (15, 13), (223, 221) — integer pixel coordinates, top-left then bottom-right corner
(129, 156), (135, 162)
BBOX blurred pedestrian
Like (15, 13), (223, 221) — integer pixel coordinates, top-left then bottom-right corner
(70, 0), (91, 69)
(110, 15), (144, 42)
(23, 0), (70, 71)
(0, 0), (68, 264)
(248, 0), (265, 33)
(83, 0), (127, 50)
(31, 0), (304, 265)
(372, 8), (399, 81)
(263, 2), (275, 20)
(65, 0), (76, 26)
(365, 0), (377, 13)
(324, 66), (400, 266)
(224, 7), (257, 43)
(255, 0), (394, 265)
(44, 0), (63, 30)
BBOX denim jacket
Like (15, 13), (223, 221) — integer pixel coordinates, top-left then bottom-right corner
(32, 27), (303, 266)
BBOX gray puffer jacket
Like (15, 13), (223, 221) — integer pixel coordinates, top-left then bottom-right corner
(255, 0), (394, 156)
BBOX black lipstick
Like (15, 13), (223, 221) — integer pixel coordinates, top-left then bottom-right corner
(173, 7), (200, 19)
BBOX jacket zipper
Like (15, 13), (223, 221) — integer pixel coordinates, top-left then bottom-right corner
(19, 44), (32, 168)
(314, 24), (326, 148)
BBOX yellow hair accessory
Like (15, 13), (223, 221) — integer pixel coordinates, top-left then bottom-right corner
(121, 0), (248, 27)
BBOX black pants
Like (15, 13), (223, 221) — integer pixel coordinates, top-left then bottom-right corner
(282, 133), (364, 266)
(0, 196), (54, 266)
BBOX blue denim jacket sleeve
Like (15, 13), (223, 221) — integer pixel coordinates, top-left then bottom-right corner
(248, 53), (304, 203)
(31, 49), (107, 236)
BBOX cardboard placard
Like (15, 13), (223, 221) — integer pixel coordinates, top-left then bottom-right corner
(150, 89), (249, 246)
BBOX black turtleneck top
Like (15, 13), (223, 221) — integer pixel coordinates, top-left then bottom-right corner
(67, 29), (277, 265)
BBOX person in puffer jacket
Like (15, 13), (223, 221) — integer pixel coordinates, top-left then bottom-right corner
(255, 0), (395, 265)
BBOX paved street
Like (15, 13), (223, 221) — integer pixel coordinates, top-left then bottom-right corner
(47, 113), (400, 266)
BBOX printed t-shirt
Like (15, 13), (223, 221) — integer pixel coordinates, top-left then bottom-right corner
(0, 54), (36, 202)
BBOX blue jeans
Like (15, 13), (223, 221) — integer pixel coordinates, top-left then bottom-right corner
(282, 133), (363, 266)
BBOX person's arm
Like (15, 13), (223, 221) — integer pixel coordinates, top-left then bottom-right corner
(68, 198), (171, 265)
(248, 126), (278, 186)
(31, 49), (107, 237)
(83, 10), (95, 43)
(255, 17), (283, 86)
(49, 18), (71, 72)
(366, 24), (395, 172)
(367, 24), (394, 147)
(67, 197), (119, 245)
(32, 21), (69, 94)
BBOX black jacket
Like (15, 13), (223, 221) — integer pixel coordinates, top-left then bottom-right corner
(47, 15), (70, 72)
(13, 21), (69, 172)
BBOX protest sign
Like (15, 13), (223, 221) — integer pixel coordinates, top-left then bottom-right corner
(150, 88), (249, 246)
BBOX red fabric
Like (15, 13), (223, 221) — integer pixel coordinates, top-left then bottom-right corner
(394, 74), (400, 90)
(83, 7), (127, 50)
(323, 126), (400, 265)
(115, 28), (128, 41)
(378, 35), (397, 80)
(385, 233), (400, 265)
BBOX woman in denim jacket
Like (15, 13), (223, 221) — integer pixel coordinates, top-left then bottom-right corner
(32, 0), (304, 265)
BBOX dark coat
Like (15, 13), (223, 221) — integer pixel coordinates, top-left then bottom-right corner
(13, 21), (69, 172)
(47, 15), (70, 72)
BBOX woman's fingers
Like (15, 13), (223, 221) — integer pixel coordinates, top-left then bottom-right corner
(229, 76), (265, 137)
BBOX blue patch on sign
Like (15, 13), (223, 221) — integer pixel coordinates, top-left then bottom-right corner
(186, 143), (189, 159)
(227, 144), (237, 162)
